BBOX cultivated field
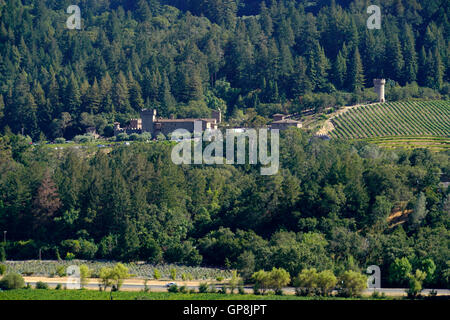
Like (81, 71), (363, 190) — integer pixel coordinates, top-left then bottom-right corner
(329, 100), (450, 150)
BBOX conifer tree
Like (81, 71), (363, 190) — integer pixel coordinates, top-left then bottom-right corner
(348, 47), (365, 92)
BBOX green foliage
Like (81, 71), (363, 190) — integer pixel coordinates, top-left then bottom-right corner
(0, 247), (5, 262)
(153, 269), (161, 280)
(407, 269), (427, 298)
(338, 271), (367, 298)
(0, 264), (6, 275)
(79, 265), (92, 288)
(35, 281), (49, 289)
(0, 273), (25, 290)
(389, 258), (412, 286)
(199, 283), (209, 293)
(170, 268), (177, 281)
(99, 263), (131, 291)
(65, 252), (75, 261)
(294, 269), (337, 297)
(167, 284), (178, 293)
(56, 266), (66, 277)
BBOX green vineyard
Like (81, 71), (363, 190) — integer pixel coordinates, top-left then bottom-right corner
(330, 100), (450, 150)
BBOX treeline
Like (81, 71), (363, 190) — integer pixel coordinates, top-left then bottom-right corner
(0, 129), (449, 287)
(0, 0), (448, 140)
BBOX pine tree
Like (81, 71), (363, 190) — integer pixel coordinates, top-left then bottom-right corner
(418, 46), (428, 86)
(65, 73), (82, 117)
(387, 33), (405, 83)
(136, 0), (152, 22)
(128, 72), (144, 111)
(402, 24), (418, 83)
(260, 2), (273, 36)
(332, 47), (347, 90)
(86, 78), (101, 114)
(348, 47), (365, 92)
(429, 46), (444, 89)
(113, 72), (132, 113)
(100, 72), (113, 113)
(159, 72), (176, 117)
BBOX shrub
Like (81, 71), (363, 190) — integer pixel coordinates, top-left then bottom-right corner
(338, 271), (367, 297)
(153, 269), (161, 280)
(0, 264), (6, 275)
(316, 270), (337, 296)
(216, 276), (224, 282)
(179, 285), (188, 293)
(251, 270), (270, 295)
(407, 269), (427, 299)
(36, 281), (49, 289)
(168, 284), (178, 293)
(54, 137), (66, 144)
(170, 268), (176, 280)
(80, 264), (91, 288)
(129, 133), (140, 141)
(268, 268), (290, 295)
(199, 282), (208, 293)
(55, 283), (62, 290)
(56, 266), (66, 277)
(0, 273), (25, 290)
(116, 133), (129, 142)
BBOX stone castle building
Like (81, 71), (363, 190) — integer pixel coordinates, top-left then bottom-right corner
(114, 109), (221, 137)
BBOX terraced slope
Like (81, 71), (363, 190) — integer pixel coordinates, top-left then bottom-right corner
(329, 100), (450, 150)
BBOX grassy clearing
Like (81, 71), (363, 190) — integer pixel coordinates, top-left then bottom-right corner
(0, 289), (380, 300)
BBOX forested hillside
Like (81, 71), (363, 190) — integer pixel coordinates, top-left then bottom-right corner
(0, 0), (448, 140)
(0, 130), (449, 287)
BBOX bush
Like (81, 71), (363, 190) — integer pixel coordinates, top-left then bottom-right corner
(153, 269), (161, 280)
(116, 133), (129, 142)
(0, 273), (25, 290)
(55, 283), (62, 290)
(56, 266), (66, 277)
(168, 284), (178, 293)
(170, 268), (176, 280)
(199, 282), (208, 293)
(36, 281), (49, 289)
(179, 285), (188, 293)
(338, 271), (367, 297)
(0, 264), (6, 275)
(80, 264), (91, 288)
(54, 137), (66, 144)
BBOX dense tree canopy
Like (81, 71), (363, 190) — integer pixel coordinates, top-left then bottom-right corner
(0, 0), (448, 140)
(0, 129), (448, 287)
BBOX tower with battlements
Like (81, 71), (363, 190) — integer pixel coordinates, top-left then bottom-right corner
(373, 79), (386, 103)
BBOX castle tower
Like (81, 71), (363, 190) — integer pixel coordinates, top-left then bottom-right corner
(141, 109), (157, 134)
(373, 79), (386, 103)
(212, 108), (221, 124)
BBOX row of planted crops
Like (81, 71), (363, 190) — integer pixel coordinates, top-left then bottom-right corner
(330, 100), (450, 140)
